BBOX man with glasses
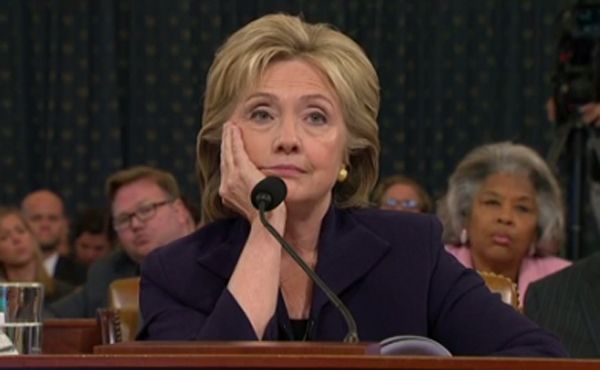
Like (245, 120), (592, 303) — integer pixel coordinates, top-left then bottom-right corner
(48, 166), (196, 318)
(372, 175), (432, 213)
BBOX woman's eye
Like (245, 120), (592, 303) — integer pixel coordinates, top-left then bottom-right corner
(516, 205), (531, 213)
(249, 109), (272, 122)
(483, 199), (499, 206)
(307, 111), (327, 125)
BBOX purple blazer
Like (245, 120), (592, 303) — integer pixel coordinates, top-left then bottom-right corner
(138, 206), (567, 357)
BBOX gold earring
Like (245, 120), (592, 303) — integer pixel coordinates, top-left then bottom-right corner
(337, 167), (348, 182)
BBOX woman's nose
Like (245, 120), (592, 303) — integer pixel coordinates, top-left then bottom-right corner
(274, 117), (300, 154)
(497, 206), (514, 224)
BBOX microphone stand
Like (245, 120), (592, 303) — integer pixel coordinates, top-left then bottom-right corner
(258, 202), (359, 343)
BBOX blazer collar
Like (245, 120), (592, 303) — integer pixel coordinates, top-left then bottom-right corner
(194, 206), (391, 314)
(579, 253), (600, 354)
(310, 207), (390, 317)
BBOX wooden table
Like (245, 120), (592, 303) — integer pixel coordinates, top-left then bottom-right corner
(18, 321), (600, 370)
(42, 319), (101, 354)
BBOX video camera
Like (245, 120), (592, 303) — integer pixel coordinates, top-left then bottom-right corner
(554, 0), (600, 123)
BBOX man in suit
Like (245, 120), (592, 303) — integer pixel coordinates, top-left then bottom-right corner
(21, 189), (86, 285)
(525, 253), (600, 358)
(48, 166), (196, 318)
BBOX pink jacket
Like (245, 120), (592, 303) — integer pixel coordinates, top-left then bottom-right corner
(445, 245), (571, 307)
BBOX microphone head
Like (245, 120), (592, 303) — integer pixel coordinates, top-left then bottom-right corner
(251, 176), (287, 211)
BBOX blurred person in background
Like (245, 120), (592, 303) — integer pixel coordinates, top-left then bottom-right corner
(437, 142), (571, 307)
(70, 208), (113, 268)
(21, 189), (86, 286)
(48, 166), (195, 318)
(0, 207), (74, 306)
(372, 175), (432, 213)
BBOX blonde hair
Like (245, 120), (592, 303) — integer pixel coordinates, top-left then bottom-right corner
(197, 13), (380, 223)
(437, 142), (565, 256)
(0, 207), (56, 296)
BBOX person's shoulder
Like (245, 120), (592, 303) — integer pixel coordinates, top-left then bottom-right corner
(47, 279), (76, 304)
(342, 207), (440, 246)
(150, 218), (241, 261)
(87, 249), (134, 280)
(346, 207), (438, 232)
(527, 255), (571, 270)
(57, 254), (76, 266)
(529, 252), (600, 291)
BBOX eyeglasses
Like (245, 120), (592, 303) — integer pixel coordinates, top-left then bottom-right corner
(113, 199), (174, 232)
(383, 197), (420, 211)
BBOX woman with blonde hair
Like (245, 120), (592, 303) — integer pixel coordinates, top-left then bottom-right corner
(437, 142), (571, 305)
(138, 14), (565, 356)
(0, 207), (74, 305)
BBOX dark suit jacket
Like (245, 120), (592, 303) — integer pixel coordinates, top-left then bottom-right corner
(139, 207), (566, 357)
(54, 255), (87, 286)
(525, 252), (600, 358)
(47, 249), (138, 318)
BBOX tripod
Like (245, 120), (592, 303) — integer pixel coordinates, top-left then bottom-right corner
(547, 119), (589, 261)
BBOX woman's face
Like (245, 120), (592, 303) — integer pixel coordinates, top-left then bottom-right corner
(380, 183), (423, 212)
(230, 59), (347, 210)
(0, 214), (38, 267)
(465, 172), (539, 269)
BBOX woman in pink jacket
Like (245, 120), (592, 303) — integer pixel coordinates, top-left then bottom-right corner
(437, 142), (571, 307)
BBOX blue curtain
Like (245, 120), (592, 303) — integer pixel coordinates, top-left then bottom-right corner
(4, 0), (596, 256)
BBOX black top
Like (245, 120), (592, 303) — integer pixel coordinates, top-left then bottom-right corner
(289, 319), (309, 341)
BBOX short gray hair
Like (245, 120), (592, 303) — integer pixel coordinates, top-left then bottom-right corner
(437, 142), (564, 256)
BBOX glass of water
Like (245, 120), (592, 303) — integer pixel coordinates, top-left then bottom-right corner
(0, 282), (44, 355)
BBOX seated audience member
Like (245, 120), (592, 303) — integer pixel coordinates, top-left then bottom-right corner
(437, 142), (571, 306)
(21, 189), (86, 286)
(47, 166), (195, 318)
(0, 207), (74, 305)
(71, 208), (113, 267)
(137, 14), (566, 357)
(525, 253), (600, 358)
(372, 175), (432, 212)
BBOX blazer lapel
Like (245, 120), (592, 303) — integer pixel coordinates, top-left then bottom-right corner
(311, 208), (390, 316)
(195, 219), (249, 281)
(579, 257), (600, 354)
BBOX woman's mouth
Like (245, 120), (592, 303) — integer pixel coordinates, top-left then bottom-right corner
(491, 234), (512, 246)
(262, 165), (305, 177)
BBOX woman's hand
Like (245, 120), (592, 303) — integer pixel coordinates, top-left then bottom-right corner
(221, 122), (287, 339)
(219, 122), (265, 221)
(219, 122), (287, 230)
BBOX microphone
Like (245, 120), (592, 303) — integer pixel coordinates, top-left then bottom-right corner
(250, 176), (359, 343)
(251, 176), (287, 211)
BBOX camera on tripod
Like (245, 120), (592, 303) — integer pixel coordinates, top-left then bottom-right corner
(554, 0), (600, 124)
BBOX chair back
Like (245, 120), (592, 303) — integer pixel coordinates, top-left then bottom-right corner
(97, 308), (122, 344)
(99, 277), (141, 343)
(477, 271), (520, 310)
